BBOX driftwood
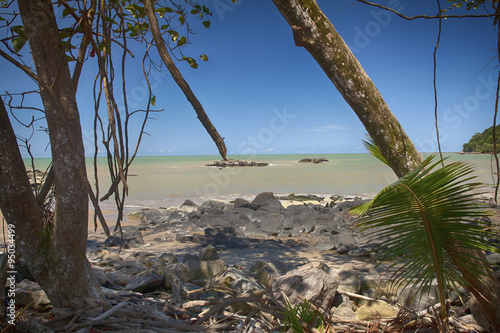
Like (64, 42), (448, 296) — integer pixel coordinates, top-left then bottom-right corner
(17, 278), (483, 333)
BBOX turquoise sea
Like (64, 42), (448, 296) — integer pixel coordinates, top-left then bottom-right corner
(28, 153), (498, 210)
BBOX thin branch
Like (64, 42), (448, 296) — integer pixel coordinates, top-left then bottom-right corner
(433, 0), (444, 166)
(354, 0), (499, 20)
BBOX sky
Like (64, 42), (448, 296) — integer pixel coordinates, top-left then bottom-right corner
(1, 0), (499, 157)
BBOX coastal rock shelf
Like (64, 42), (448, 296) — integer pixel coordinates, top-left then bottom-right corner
(205, 159), (269, 167)
(12, 192), (497, 332)
(298, 157), (329, 163)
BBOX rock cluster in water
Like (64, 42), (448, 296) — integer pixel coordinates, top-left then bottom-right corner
(298, 157), (329, 164)
(206, 160), (269, 167)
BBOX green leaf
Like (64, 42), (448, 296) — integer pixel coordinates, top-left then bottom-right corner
(62, 7), (75, 17)
(0, 16), (5, 21)
(202, 20), (210, 28)
(190, 9), (200, 15)
(362, 135), (390, 167)
(65, 54), (76, 62)
(160, 24), (169, 30)
(182, 56), (198, 69)
(350, 155), (496, 321)
(151, 95), (156, 106)
(167, 30), (179, 42)
(202, 5), (210, 14)
(59, 28), (73, 39)
(178, 15), (185, 25)
(12, 37), (27, 52)
(200, 54), (209, 61)
(11, 25), (27, 38)
(177, 36), (187, 47)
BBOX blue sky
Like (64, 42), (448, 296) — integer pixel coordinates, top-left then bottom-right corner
(2, 0), (499, 157)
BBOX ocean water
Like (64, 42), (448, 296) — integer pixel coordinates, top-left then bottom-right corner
(28, 153), (498, 210)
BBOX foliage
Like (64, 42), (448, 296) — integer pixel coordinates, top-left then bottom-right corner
(462, 124), (500, 153)
(350, 152), (496, 327)
(281, 299), (324, 333)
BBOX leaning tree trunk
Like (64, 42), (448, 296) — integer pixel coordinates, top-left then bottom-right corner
(271, 0), (500, 330)
(0, 0), (107, 310)
(272, 0), (422, 178)
(144, 0), (228, 161)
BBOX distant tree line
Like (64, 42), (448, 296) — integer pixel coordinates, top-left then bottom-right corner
(462, 124), (500, 153)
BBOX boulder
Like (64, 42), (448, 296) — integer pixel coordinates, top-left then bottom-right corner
(179, 199), (199, 213)
(159, 253), (178, 264)
(325, 264), (362, 294)
(16, 280), (52, 312)
(199, 246), (227, 279)
(123, 273), (165, 293)
(113, 227), (144, 249)
(251, 192), (283, 212)
(356, 300), (399, 320)
(200, 199), (232, 213)
(397, 283), (439, 311)
(273, 263), (339, 309)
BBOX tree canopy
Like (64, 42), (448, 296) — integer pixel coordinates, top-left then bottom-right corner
(462, 124), (500, 153)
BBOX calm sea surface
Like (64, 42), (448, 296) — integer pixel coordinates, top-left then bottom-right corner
(28, 153), (497, 209)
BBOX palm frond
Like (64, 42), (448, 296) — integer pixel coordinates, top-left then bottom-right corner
(362, 135), (390, 167)
(350, 156), (495, 309)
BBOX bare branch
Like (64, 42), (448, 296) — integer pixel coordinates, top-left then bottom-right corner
(355, 0), (498, 20)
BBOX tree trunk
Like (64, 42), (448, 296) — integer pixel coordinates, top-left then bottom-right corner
(271, 0), (500, 330)
(0, 0), (107, 310)
(271, 0), (422, 177)
(144, 0), (228, 161)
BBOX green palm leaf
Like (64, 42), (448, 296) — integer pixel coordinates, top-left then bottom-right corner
(350, 156), (495, 320)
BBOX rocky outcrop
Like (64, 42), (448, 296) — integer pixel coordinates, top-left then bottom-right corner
(298, 158), (329, 164)
(206, 160), (269, 167)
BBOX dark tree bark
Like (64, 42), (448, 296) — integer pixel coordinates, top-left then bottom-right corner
(144, 0), (228, 161)
(271, 0), (500, 330)
(0, 0), (106, 310)
(272, 0), (422, 178)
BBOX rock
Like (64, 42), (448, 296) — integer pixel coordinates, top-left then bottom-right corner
(206, 160), (269, 167)
(486, 252), (500, 265)
(112, 227), (144, 249)
(314, 236), (335, 251)
(273, 263), (339, 309)
(233, 198), (254, 209)
(298, 158), (329, 164)
(92, 268), (111, 287)
(123, 273), (164, 293)
(258, 214), (284, 235)
(179, 199), (199, 213)
(251, 192), (283, 212)
(199, 245), (220, 261)
(103, 236), (122, 247)
(108, 271), (132, 287)
(325, 264), (361, 294)
(333, 306), (356, 319)
(132, 251), (155, 262)
(159, 253), (178, 264)
(256, 264), (280, 288)
(217, 267), (264, 295)
(356, 300), (399, 320)
(199, 246), (227, 278)
(94, 249), (124, 266)
(200, 199), (232, 213)
(397, 283), (439, 311)
(17, 320), (54, 333)
(16, 280), (52, 312)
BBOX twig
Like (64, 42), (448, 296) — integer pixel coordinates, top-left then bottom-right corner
(92, 301), (128, 321)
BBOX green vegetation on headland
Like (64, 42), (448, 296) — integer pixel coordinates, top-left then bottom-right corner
(462, 124), (500, 153)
